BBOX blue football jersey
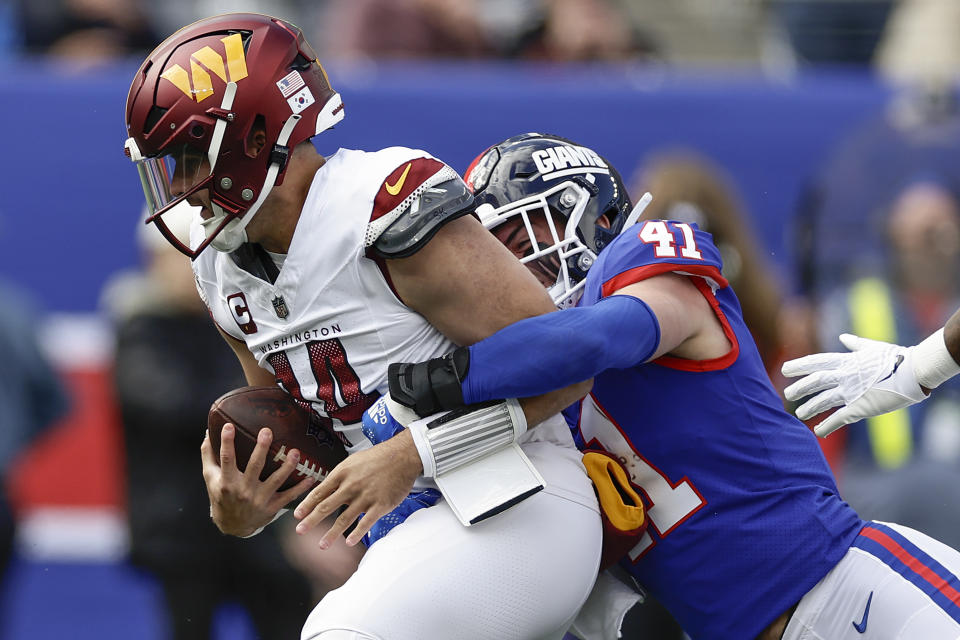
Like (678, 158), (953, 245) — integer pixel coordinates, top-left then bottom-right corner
(575, 220), (863, 640)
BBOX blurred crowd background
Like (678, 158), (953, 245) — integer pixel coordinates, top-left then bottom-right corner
(5, 0), (960, 73)
(4, 0), (960, 638)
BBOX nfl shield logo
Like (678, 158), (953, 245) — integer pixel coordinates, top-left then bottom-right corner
(272, 295), (289, 319)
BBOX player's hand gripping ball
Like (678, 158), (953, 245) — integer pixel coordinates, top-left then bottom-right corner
(207, 386), (348, 491)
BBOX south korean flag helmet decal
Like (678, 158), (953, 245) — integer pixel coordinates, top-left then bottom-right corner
(465, 133), (632, 308)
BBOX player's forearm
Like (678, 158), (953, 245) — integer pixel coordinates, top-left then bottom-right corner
(460, 295), (658, 404)
(389, 295), (658, 414)
(518, 382), (592, 427)
(942, 307), (960, 366)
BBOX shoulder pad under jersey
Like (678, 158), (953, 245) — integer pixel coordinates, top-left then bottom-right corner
(365, 159), (475, 259)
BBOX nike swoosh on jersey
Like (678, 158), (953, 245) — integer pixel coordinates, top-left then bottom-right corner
(385, 163), (412, 195)
(852, 591), (873, 633)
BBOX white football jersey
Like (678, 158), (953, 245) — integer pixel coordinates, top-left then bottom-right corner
(191, 153), (604, 640)
(193, 147), (459, 451)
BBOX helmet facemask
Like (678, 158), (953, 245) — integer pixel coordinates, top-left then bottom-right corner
(479, 179), (598, 309)
(125, 137), (227, 256)
(125, 81), (307, 258)
(467, 132), (639, 307)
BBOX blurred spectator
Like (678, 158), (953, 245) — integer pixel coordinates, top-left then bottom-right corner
(794, 84), (960, 300)
(610, 0), (766, 65)
(144, 1), (317, 51)
(506, 0), (655, 61)
(814, 177), (960, 549)
(322, 0), (494, 60)
(785, 84), (960, 474)
(321, 0), (653, 62)
(0, 278), (69, 594)
(14, 0), (159, 64)
(766, 0), (895, 65)
(102, 202), (316, 640)
(875, 0), (960, 87)
(632, 149), (784, 371)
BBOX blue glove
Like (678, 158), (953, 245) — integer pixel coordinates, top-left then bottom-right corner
(362, 488), (442, 547)
(361, 396), (407, 444)
(360, 396), (441, 547)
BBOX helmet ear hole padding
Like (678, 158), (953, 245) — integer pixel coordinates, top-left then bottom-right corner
(290, 53), (312, 70)
(245, 114), (267, 158)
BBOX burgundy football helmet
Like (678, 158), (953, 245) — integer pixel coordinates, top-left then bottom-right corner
(465, 133), (644, 308)
(124, 13), (344, 259)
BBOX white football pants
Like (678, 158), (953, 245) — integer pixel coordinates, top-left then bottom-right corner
(784, 521), (960, 640)
(301, 429), (602, 640)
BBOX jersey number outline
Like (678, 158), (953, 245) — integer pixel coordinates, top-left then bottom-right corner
(637, 220), (703, 260)
(267, 338), (378, 436)
(581, 394), (706, 560)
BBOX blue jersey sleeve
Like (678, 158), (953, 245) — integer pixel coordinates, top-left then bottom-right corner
(458, 221), (726, 405)
(580, 220), (727, 306)
(460, 295), (660, 405)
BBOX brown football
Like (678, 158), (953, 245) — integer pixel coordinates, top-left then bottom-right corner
(207, 385), (348, 491)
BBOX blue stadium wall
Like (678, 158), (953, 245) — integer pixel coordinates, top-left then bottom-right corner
(0, 60), (890, 312)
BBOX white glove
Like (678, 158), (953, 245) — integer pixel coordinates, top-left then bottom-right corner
(781, 333), (927, 437)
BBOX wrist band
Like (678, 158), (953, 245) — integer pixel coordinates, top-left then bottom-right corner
(913, 328), (960, 389)
(409, 399), (527, 479)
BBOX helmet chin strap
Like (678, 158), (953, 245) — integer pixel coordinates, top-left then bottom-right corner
(549, 191), (651, 306)
(204, 207), (247, 251)
(208, 82), (237, 168)
(621, 192), (653, 231)
(202, 113), (302, 252)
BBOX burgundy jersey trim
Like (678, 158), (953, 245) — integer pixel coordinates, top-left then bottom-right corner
(370, 157), (445, 222)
